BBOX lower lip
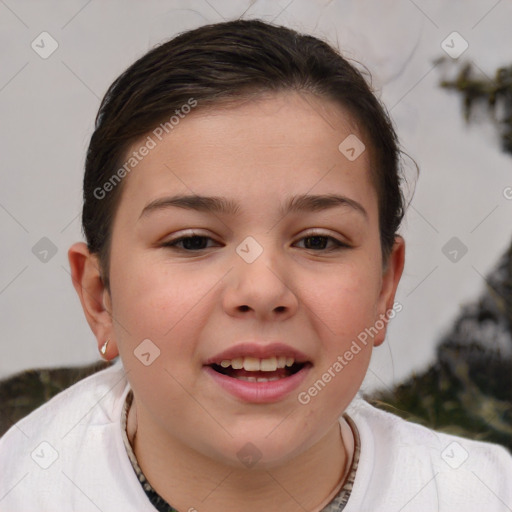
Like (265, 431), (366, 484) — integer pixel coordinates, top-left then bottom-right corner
(204, 365), (311, 403)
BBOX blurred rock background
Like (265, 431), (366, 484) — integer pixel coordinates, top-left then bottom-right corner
(373, 62), (512, 451)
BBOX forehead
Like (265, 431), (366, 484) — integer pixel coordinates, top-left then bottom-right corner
(118, 92), (377, 217)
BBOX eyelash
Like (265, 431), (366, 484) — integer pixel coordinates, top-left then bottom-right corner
(161, 231), (350, 253)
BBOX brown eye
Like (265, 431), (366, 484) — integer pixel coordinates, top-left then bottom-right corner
(294, 234), (349, 251)
(163, 235), (219, 251)
(303, 236), (329, 250)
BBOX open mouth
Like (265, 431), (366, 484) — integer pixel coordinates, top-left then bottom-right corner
(209, 356), (308, 382)
(204, 349), (312, 402)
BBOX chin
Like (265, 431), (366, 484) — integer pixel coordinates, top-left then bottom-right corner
(199, 425), (319, 471)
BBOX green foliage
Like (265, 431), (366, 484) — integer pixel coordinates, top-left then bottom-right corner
(370, 357), (512, 452)
(0, 362), (110, 436)
(440, 61), (512, 155)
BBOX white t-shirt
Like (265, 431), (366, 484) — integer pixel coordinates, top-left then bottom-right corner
(0, 361), (511, 511)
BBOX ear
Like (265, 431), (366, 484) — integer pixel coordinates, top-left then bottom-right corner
(373, 236), (405, 347)
(68, 242), (118, 360)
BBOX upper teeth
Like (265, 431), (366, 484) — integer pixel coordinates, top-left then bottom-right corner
(219, 356), (295, 371)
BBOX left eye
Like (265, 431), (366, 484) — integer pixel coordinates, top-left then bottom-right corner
(294, 235), (346, 251)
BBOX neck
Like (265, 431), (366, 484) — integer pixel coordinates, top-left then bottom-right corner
(131, 403), (353, 512)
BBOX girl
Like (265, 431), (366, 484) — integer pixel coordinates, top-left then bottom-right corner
(1, 18), (511, 512)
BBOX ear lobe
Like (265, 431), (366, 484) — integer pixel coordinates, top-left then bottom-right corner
(68, 242), (118, 358)
(373, 236), (405, 347)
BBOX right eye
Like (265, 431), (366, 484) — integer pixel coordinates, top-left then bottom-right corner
(162, 234), (221, 252)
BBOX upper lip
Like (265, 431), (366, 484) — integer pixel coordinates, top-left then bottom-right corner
(204, 343), (310, 365)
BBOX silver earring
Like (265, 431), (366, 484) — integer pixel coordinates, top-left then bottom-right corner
(100, 338), (110, 357)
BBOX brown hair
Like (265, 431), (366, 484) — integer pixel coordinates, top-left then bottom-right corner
(83, 19), (405, 288)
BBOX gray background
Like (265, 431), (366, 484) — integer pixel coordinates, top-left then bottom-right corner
(1, 0), (512, 393)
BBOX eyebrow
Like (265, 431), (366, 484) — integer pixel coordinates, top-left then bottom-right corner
(138, 193), (367, 220)
(139, 195), (240, 219)
(284, 194), (367, 219)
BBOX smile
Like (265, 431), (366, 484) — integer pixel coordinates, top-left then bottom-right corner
(204, 346), (312, 403)
(210, 356), (306, 382)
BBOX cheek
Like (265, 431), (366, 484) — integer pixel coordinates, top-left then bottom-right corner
(109, 260), (218, 412)
(301, 258), (382, 341)
(297, 267), (378, 423)
(109, 255), (219, 353)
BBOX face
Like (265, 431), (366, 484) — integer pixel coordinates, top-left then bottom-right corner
(105, 92), (402, 467)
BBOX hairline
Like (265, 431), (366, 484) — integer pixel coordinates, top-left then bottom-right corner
(95, 88), (388, 289)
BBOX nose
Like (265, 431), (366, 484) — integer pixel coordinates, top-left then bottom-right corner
(222, 242), (299, 322)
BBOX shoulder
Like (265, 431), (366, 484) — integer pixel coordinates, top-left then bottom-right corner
(0, 360), (128, 443)
(344, 398), (512, 511)
(0, 361), (151, 511)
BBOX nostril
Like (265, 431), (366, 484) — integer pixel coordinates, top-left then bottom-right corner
(235, 305), (287, 314)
